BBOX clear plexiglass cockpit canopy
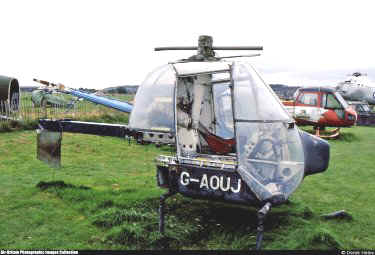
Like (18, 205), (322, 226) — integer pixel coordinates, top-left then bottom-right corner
(129, 60), (305, 202)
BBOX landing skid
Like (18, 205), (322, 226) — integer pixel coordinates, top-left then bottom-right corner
(315, 127), (340, 139)
(158, 190), (273, 250)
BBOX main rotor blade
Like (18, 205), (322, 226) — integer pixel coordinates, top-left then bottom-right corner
(33, 78), (55, 86)
(33, 78), (59, 87)
(213, 46), (263, 51)
(218, 54), (261, 59)
(155, 47), (197, 51)
(154, 46), (263, 51)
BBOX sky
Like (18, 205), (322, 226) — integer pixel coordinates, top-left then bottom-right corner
(0, 0), (375, 89)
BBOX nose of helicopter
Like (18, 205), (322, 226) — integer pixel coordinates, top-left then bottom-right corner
(300, 130), (330, 177)
(345, 108), (357, 125)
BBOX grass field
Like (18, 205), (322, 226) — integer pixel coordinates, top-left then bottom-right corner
(0, 126), (374, 250)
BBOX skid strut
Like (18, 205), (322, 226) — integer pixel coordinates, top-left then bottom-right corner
(159, 190), (176, 234)
(256, 202), (272, 250)
(315, 127), (340, 139)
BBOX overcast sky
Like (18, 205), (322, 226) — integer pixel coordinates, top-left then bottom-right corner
(0, 0), (374, 89)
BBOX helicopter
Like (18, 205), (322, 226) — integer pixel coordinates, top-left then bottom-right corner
(32, 78), (134, 113)
(283, 87), (357, 138)
(36, 35), (330, 249)
(336, 72), (375, 105)
(31, 78), (77, 108)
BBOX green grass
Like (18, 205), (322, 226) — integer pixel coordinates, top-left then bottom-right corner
(0, 126), (374, 250)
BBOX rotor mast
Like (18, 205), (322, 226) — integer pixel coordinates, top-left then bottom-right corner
(193, 35), (216, 61)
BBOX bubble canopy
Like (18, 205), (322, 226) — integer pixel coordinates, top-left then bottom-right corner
(129, 62), (232, 131)
(232, 62), (304, 202)
(129, 61), (293, 130)
(130, 60), (305, 202)
(129, 64), (176, 131)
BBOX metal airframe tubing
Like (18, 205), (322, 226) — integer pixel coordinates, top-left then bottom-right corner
(256, 202), (272, 250)
(229, 64), (239, 168)
(211, 78), (231, 84)
(234, 119), (291, 123)
(171, 64), (180, 160)
(176, 69), (230, 78)
(211, 82), (216, 136)
(159, 190), (176, 234)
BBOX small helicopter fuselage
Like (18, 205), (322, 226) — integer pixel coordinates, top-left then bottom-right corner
(129, 61), (329, 206)
(283, 87), (357, 128)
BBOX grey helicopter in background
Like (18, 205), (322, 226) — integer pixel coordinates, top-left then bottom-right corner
(335, 72), (375, 126)
(335, 72), (375, 105)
